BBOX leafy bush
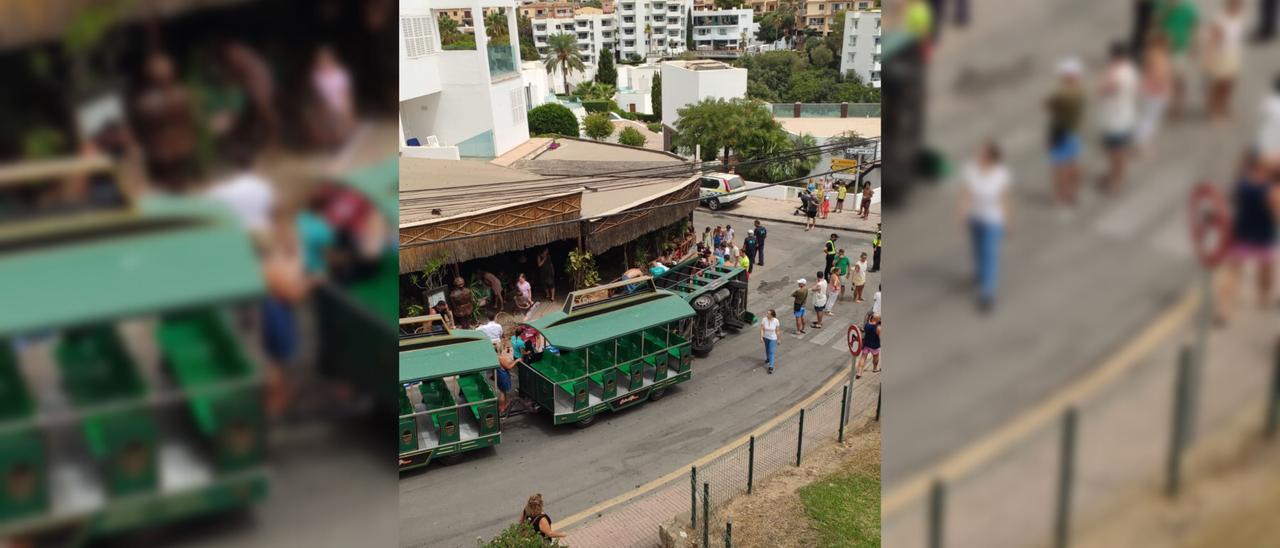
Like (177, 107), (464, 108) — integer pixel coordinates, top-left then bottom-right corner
(618, 126), (647, 147)
(583, 112), (614, 141)
(582, 100), (614, 113)
(527, 103), (579, 137)
(477, 523), (565, 547)
(646, 122), (663, 133)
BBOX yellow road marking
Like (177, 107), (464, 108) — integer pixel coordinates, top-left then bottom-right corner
(882, 285), (1201, 516)
(559, 365), (858, 529)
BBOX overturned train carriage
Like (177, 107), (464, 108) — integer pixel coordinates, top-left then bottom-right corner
(653, 256), (752, 356)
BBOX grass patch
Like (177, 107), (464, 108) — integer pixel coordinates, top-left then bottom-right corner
(798, 462), (880, 547)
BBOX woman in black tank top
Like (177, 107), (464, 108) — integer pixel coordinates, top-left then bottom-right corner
(520, 493), (566, 543)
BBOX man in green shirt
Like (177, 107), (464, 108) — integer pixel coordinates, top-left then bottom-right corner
(792, 279), (809, 335)
(1158, 0), (1199, 117)
(834, 249), (851, 278)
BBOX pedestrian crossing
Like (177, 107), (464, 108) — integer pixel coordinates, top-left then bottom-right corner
(767, 297), (866, 354)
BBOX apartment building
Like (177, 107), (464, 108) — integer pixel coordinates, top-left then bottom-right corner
(517, 1), (575, 20)
(690, 8), (758, 56)
(802, 0), (876, 34)
(747, 0), (779, 15)
(613, 0), (694, 59)
(531, 7), (616, 65)
(839, 9), (880, 87)
(400, 0), (531, 159)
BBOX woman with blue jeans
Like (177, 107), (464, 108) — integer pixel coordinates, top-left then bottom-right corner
(959, 142), (1012, 313)
(760, 309), (780, 373)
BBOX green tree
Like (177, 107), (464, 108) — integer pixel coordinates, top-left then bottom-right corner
(826, 9), (847, 61)
(595, 49), (617, 86)
(644, 23), (653, 55)
(485, 11), (509, 42)
(517, 14), (540, 61)
(527, 103), (580, 136)
(808, 44), (834, 69)
(650, 73), (662, 117)
(544, 33), (585, 93)
(756, 12), (783, 43)
(714, 0), (743, 8)
(673, 97), (781, 162)
(737, 50), (806, 100)
(686, 9), (694, 48)
(787, 69), (835, 102)
(574, 81), (616, 101)
(618, 126), (647, 146)
(583, 112), (614, 140)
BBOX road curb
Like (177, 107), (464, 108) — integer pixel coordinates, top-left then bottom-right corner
(558, 364), (861, 531)
(707, 208), (879, 236)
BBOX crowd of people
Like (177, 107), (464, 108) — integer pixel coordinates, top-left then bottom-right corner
(796, 177), (876, 231)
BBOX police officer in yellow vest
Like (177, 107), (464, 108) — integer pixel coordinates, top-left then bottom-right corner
(871, 227), (881, 272)
(824, 233), (838, 275)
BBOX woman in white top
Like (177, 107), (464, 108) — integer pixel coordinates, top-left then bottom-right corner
(1205, 0), (1247, 122)
(760, 309), (780, 374)
(959, 141), (1012, 313)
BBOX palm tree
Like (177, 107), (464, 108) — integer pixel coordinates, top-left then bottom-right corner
(644, 22), (653, 57)
(544, 33), (585, 94)
(484, 11), (509, 42)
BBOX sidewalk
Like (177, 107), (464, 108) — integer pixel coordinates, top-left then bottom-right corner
(882, 288), (1280, 547)
(713, 196), (880, 235)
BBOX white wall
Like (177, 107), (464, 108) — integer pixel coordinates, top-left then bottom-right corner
(546, 63), (598, 94)
(617, 63), (659, 92)
(660, 61), (747, 127)
(521, 61), (551, 108)
(401, 145), (462, 160)
(617, 90), (652, 114)
(399, 1), (443, 100)
(841, 10), (881, 88)
(489, 76), (532, 155)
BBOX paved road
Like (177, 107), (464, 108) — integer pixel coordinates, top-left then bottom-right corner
(886, 0), (1280, 488)
(399, 211), (880, 547)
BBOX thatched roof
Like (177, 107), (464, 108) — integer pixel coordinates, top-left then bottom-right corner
(584, 178), (698, 254)
(398, 139), (698, 271)
(400, 191), (582, 272)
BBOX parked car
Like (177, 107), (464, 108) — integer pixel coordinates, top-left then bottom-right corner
(698, 173), (747, 210)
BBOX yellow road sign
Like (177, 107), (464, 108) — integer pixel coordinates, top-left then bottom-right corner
(831, 158), (860, 171)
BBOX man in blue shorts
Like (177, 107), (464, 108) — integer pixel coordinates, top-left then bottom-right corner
(792, 278), (809, 335)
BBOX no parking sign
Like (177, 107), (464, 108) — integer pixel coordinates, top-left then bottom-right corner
(847, 324), (863, 357)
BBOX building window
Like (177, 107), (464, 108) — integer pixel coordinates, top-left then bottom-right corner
(402, 15), (438, 58)
(511, 88), (525, 123)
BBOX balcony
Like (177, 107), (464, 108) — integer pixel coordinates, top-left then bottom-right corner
(486, 42), (518, 80)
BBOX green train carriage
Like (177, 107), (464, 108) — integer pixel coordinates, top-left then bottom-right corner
(0, 156), (267, 540)
(517, 277), (696, 427)
(398, 316), (502, 471)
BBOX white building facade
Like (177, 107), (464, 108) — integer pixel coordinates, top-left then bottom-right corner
(400, 0), (531, 159)
(613, 0), (693, 60)
(690, 8), (757, 54)
(659, 60), (747, 141)
(531, 8), (616, 66)
(839, 9), (881, 88)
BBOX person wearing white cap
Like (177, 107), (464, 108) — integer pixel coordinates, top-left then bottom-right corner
(1046, 56), (1086, 208)
(1098, 41), (1139, 193)
(791, 278), (809, 335)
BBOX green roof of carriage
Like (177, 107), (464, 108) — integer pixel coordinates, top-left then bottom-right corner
(522, 291), (695, 350)
(399, 329), (499, 382)
(0, 195), (263, 336)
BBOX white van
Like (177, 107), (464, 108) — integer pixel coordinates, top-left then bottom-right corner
(698, 173), (747, 210)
